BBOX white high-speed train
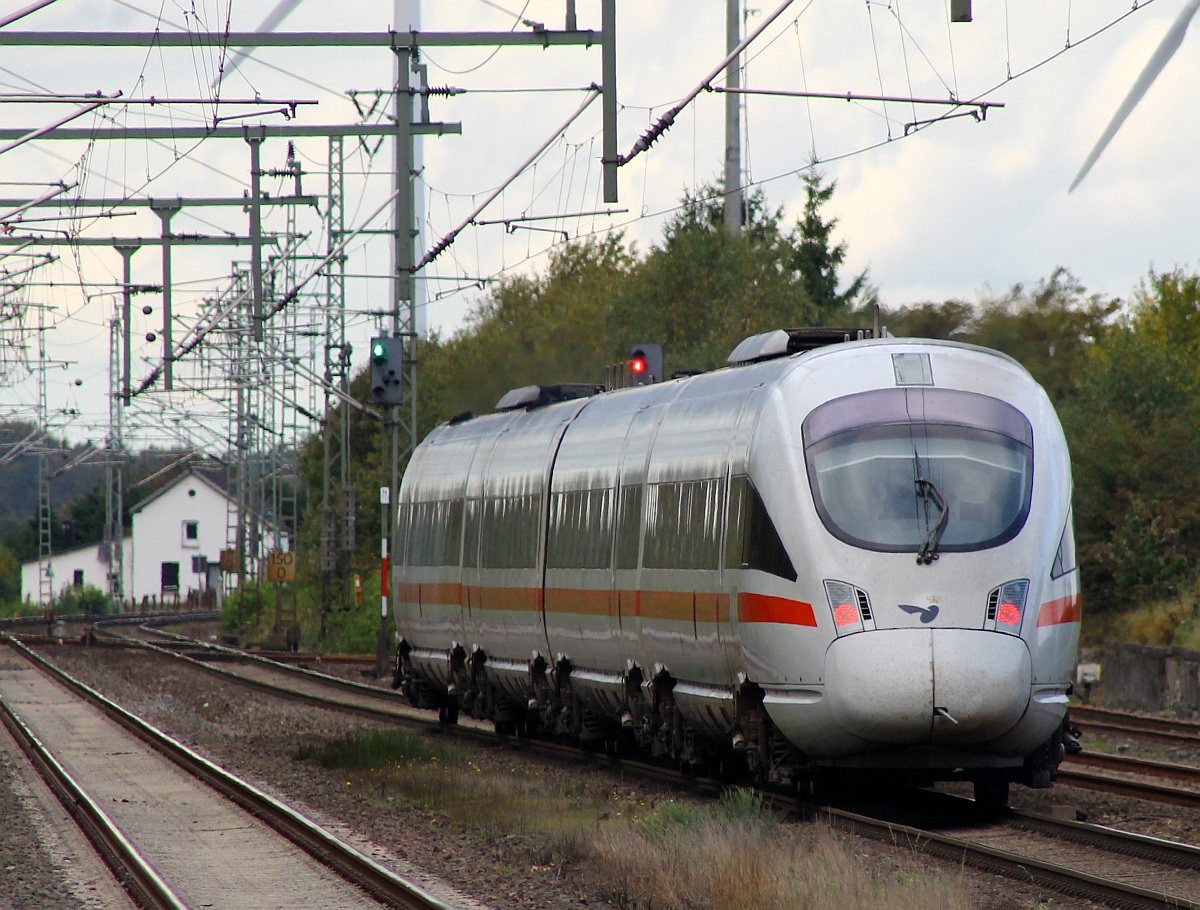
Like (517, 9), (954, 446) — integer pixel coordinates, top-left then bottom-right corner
(391, 330), (1080, 803)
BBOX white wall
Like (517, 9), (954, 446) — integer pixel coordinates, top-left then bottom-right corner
(20, 540), (130, 605)
(130, 476), (230, 603)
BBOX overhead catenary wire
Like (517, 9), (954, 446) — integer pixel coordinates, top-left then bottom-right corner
(617, 0), (798, 166)
(416, 87), (601, 272)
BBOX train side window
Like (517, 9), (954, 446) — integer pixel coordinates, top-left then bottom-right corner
(396, 503), (412, 566)
(695, 478), (722, 570)
(727, 475), (797, 582)
(615, 484), (642, 570)
(587, 489), (614, 569)
(644, 479), (722, 570)
(482, 494), (539, 569)
(548, 490), (611, 569)
(547, 491), (566, 568)
(462, 499), (480, 568)
(407, 500), (463, 567)
(726, 476), (746, 569)
(1051, 510), (1076, 579)
(444, 500), (463, 566)
(644, 482), (679, 569)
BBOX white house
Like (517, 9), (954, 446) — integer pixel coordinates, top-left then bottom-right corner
(21, 469), (236, 608)
(128, 470), (231, 604)
(20, 538), (130, 605)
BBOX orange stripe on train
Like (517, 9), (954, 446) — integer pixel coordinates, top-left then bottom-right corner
(738, 592), (818, 627)
(1036, 594), (1081, 627)
(396, 583), (734, 625)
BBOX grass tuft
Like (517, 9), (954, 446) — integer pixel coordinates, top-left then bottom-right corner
(294, 728), (462, 769)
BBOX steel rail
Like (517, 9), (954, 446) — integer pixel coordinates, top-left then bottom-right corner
(1073, 704), (1200, 747)
(2, 635), (455, 910)
(1057, 766), (1200, 809)
(0, 685), (188, 910)
(1006, 805), (1200, 872)
(1068, 750), (1200, 786)
(821, 802), (1200, 910)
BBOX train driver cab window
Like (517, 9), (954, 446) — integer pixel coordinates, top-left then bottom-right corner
(803, 388), (1034, 554)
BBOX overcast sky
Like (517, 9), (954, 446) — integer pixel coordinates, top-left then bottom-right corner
(0, 0), (1195, 447)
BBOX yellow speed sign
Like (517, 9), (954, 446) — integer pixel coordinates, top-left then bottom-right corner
(267, 550), (296, 583)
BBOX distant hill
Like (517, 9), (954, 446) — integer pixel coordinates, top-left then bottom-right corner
(0, 422), (231, 562)
(0, 422), (108, 548)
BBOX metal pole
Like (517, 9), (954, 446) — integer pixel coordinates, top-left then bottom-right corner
(723, 0), (742, 235)
(116, 245), (138, 404)
(152, 202), (180, 389)
(247, 130), (265, 341)
(388, 10), (415, 667)
(601, 0), (617, 203)
(106, 315), (125, 611)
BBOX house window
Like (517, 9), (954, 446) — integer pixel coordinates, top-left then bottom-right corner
(73, 569), (84, 587)
(161, 562), (180, 592)
(182, 520), (200, 548)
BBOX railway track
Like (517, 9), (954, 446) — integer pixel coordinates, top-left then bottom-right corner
(819, 799), (1200, 910)
(0, 634), (456, 910)
(34, 619), (1200, 909)
(1073, 704), (1200, 749)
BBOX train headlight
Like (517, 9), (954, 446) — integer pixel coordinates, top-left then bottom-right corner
(987, 579), (1029, 635)
(824, 580), (874, 635)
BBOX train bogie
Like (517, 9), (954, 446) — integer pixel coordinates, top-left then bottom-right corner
(392, 331), (1080, 795)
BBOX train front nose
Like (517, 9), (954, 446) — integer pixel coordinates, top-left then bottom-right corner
(824, 629), (1031, 745)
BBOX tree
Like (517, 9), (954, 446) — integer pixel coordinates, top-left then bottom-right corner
(791, 167), (874, 319)
(1058, 269), (1200, 610)
(0, 543), (18, 606)
(611, 186), (818, 371)
(424, 233), (635, 420)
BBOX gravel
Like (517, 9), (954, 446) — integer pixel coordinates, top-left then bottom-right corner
(0, 707), (135, 909)
(10, 639), (1183, 910)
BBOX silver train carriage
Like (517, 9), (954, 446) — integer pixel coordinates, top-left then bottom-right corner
(391, 332), (1080, 800)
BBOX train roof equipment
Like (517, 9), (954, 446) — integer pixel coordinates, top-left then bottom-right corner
(727, 327), (878, 365)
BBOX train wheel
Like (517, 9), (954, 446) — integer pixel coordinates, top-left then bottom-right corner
(438, 700), (459, 725)
(973, 772), (1010, 808)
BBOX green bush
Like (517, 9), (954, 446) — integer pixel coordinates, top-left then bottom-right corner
(54, 583), (112, 615)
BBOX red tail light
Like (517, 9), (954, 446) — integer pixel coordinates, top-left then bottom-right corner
(996, 602), (1022, 626)
(833, 602), (859, 627)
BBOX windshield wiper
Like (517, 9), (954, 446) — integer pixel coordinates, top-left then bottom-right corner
(915, 476), (949, 566)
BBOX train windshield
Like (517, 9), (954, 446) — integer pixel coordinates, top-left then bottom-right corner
(802, 388), (1033, 553)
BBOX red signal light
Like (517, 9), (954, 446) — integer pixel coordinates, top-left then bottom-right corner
(996, 602), (1022, 626)
(631, 357), (647, 374)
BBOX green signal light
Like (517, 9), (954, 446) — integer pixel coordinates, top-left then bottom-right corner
(371, 341), (387, 360)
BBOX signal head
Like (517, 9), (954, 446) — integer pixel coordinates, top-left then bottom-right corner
(627, 342), (663, 386)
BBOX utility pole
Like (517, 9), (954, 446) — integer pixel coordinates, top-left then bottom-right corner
(35, 310), (53, 611)
(381, 0), (422, 674)
(723, 0), (743, 235)
(105, 314), (125, 611)
(320, 135), (351, 637)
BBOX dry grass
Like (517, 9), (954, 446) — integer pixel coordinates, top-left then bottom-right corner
(592, 794), (974, 910)
(301, 731), (977, 910)
(1089, 591), (1200, 649)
